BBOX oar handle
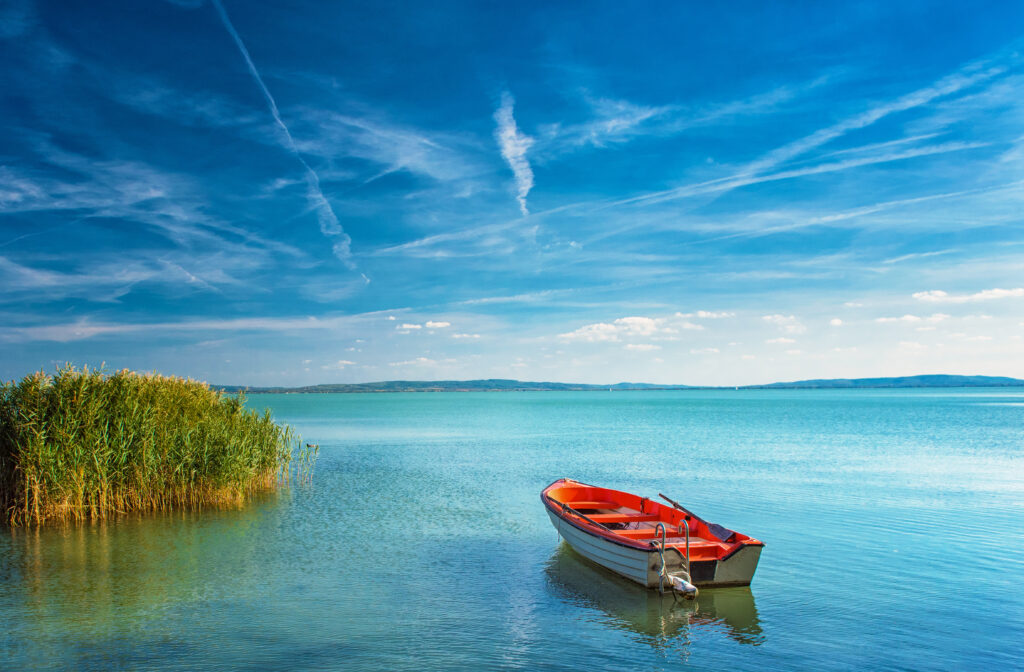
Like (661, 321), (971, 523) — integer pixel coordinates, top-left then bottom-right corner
(558, 501), (614, 532)
(658, 492), (696, 519)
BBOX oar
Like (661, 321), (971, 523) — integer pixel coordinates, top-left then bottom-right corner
(658, 492), (697, 519)
(558, 501), (614, 532)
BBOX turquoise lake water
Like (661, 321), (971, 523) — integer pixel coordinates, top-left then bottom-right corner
(2, 389), (1023, 670)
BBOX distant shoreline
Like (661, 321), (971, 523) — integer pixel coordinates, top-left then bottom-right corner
(215, 374), (1024, 394)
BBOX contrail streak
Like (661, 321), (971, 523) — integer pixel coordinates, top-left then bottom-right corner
(210, 0), (355, 269)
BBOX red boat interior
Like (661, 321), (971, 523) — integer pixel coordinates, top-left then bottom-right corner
(542, 478), (762, 562)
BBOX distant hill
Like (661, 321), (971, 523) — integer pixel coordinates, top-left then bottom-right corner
(215, 374), (1024, 393)
(215, 379), (677, 393)
(748, 374), (1024, 389)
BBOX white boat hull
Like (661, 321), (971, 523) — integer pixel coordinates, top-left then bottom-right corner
(547, 509), (761, 588)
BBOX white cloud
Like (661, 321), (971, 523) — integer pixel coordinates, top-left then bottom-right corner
(690, 347), (719, 354)
(876, 315), (922, 323)
(899, 341), (928, 352)
(559, 316), (679, 342)
(677, 310), (734, 319)
(950, 333), (993, 341)
(766, 337), (795, 344)
(560, 322), (618, 342)
(494, 91), (534, 215)
(425, 321), (451, 328)
(674, 320), (705, 331)
(844, 301), (865, 308)
(913, 288), (1024, 303)
(386, 316), (396, 321)
(877, 313), (950, 324)
(389, 357), (436, 367)
(452, 333), (480, 339)
(829, 318), (843, 326)
(398, 323), (422, 330)
(321, 359), (355, 370)
(741, 354), (756, 360)
(612, 316), (666, 335)
(762, 314), (806, 334)
(786, 349), (802, 355)
(625, 343), (661, 351)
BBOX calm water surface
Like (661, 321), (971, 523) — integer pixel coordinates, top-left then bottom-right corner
(2, 389), (1022, 670)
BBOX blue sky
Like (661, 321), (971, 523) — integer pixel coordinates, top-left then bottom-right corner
(2, 0), (1023, 386)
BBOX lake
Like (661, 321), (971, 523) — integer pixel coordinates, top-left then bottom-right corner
(2, 389), (1022, 670)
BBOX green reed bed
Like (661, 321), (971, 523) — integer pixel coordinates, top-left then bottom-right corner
(0, 366), (311, 526)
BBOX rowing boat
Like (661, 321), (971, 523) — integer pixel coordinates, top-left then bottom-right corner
(541, 478), (764, 598)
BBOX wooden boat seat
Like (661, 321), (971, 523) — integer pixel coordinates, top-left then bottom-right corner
(666, 537), (723, 548)
(586, 513), (661, 524)
(564, 500), (620, 510)
(614, 529), (720, 546)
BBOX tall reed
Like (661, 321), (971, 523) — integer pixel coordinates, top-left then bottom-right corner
(0, 366), (304, 526)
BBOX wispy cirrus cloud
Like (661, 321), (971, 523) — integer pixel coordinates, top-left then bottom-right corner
(210, 0), (355, 269)
(0, 0), (34, 39)
(818, 133), (944, 159)
(2, 140), (303, 259)
(290, 107), (483, 186)
(742, 60), (1006, 176)
(456, 288), (573, 306)
(607, 51), (1013, 212)
(0, 255), (157, 303)
(539, 93), (675, 149)
(618, 140), (989, 209)
(913, 288), (1024, 303)
(364, 209), (542, 260)
(882, 249), (956, 264)
(0, 310), (396, 343)
(538, 75), (831, 157)
(494, 92), (535, 216)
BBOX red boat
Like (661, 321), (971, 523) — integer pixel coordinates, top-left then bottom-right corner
(542, 478), (764, 598)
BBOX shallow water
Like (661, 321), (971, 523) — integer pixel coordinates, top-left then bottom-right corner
(2, 389), (1022, 670)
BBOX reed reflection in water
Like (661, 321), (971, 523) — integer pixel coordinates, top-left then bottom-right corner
(0, 501), (280, 669)
(545, 544), (763, 652)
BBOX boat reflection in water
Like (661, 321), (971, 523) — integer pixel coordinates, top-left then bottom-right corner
(545, 544), (764, 648)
